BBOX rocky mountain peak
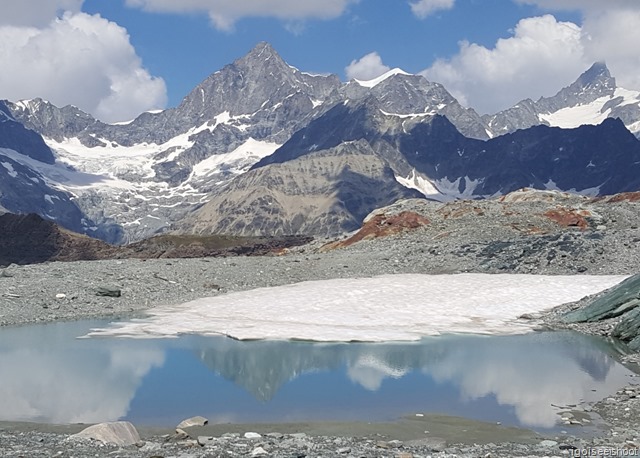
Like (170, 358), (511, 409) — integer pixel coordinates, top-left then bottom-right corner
(578, 62), (613, 88)
(536, 62), (616, 112)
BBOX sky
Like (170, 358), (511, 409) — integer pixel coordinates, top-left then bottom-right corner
(1, 0), (639, 123)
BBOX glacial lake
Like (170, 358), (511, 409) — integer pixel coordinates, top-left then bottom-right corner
(0, 320), (638, 431)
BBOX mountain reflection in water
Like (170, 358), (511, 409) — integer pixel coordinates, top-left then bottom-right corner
(0, 320), (635, 428)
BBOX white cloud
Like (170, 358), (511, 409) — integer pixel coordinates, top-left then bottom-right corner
(421, 2), (640, 115)
(410, 0), (455, 19)
(345, 52), (391, 81)
(421, 15), (589, 114)
(0, 0), (83, 27)
(125, 0), (357, 31)
(0, 12), (167, 123)
(580, 9), (640, 91)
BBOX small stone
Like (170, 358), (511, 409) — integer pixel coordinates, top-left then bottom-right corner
(540, 440), (559, 447)
(251, 446), (268, 456)
(244, 432), (262, 439)
(96, 286), (122, 297)
(337, 447), (351, 454)
(290, 433), (308, 439)
(396, 454), (413, 458)
(55, 293), (66, 299)
(177, 416), (208, 429)
(174, 428), (190, 440)
(198, 436), (216, 446)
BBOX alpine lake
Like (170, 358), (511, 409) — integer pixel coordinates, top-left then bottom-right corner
(0, 319), (638, 434)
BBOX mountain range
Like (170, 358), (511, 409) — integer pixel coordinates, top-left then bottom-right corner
(1, 42), (640, 242)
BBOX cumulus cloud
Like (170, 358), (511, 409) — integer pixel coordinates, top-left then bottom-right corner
(0, 0), (83, 27)
(410, 0), (455, 19)
(125, 0), (357, 31)
(0, 12), (167, 123)
(422, 15), (587, 113)
(345, 52), (391, 81)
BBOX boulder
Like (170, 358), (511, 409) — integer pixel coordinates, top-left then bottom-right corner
(70, 421), (140, 446)
(613, 307), (640, 351)
(563, 274), (640, 323)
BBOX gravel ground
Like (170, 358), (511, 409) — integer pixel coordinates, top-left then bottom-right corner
(1, 191), (640, 456)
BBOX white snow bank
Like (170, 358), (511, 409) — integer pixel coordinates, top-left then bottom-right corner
(86, 274), (626, 342)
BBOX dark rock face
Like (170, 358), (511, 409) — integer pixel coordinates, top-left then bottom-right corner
(0, 101), (54, 164)
(562, 274), (640, 351)
(0, 213), (120, 266)
(564, 274), (640, 323)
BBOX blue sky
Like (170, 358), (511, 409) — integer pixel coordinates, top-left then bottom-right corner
(1, 0), (639, 122)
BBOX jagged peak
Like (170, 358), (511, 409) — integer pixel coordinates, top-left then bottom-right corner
(236, 41), (287, 68)
(578, 62), (614, 87)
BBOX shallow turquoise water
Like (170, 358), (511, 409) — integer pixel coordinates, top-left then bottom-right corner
(0, 320), (636, 429)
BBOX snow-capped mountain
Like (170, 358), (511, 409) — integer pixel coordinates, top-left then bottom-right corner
(1, 42), (491, 242)
(485, 63), (640, 137)
(2, 44), (640, 241)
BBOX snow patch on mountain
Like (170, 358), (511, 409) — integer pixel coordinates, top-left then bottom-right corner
(86, 274), (627, 342)
(544, 179), (603, 197)
(539, 96), (612, 129)
(1, 162), (17, 178)
(355, 68), (411, 88)
(538, 88), (640, 132)
(190, 138), (281, 179)
(395, 169), (445, 200)
(396, 170), (494, 202)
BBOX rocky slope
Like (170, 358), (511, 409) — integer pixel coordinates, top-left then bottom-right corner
(0, 213), (310, 266)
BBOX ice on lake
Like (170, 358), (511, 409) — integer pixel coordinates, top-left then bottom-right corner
(87, 273), (627, 341)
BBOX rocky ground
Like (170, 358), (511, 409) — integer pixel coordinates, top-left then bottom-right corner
(1, 189), (640, 456)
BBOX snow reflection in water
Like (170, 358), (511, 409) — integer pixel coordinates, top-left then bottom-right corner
(0, 320), (636, 429)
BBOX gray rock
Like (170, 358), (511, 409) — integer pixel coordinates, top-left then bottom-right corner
(244, 432), (262, 439)
(197, 436), (216, 446)
(563, 273), (640, 322)
(176, 415), (208, 429)
(96, 286), (122, 297)
(251, 446), (268, 456)
(70, 421), (140, 446)
(540, 440), (559, 447)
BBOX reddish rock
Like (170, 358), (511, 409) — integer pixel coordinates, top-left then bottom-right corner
(322, 211), (430, 250)
(599, 192), (640, 203)
(543, 208), (591, 230)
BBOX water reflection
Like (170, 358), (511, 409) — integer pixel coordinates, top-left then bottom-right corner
(0, 321), (636, 428)
(0, 321), (164, 423)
